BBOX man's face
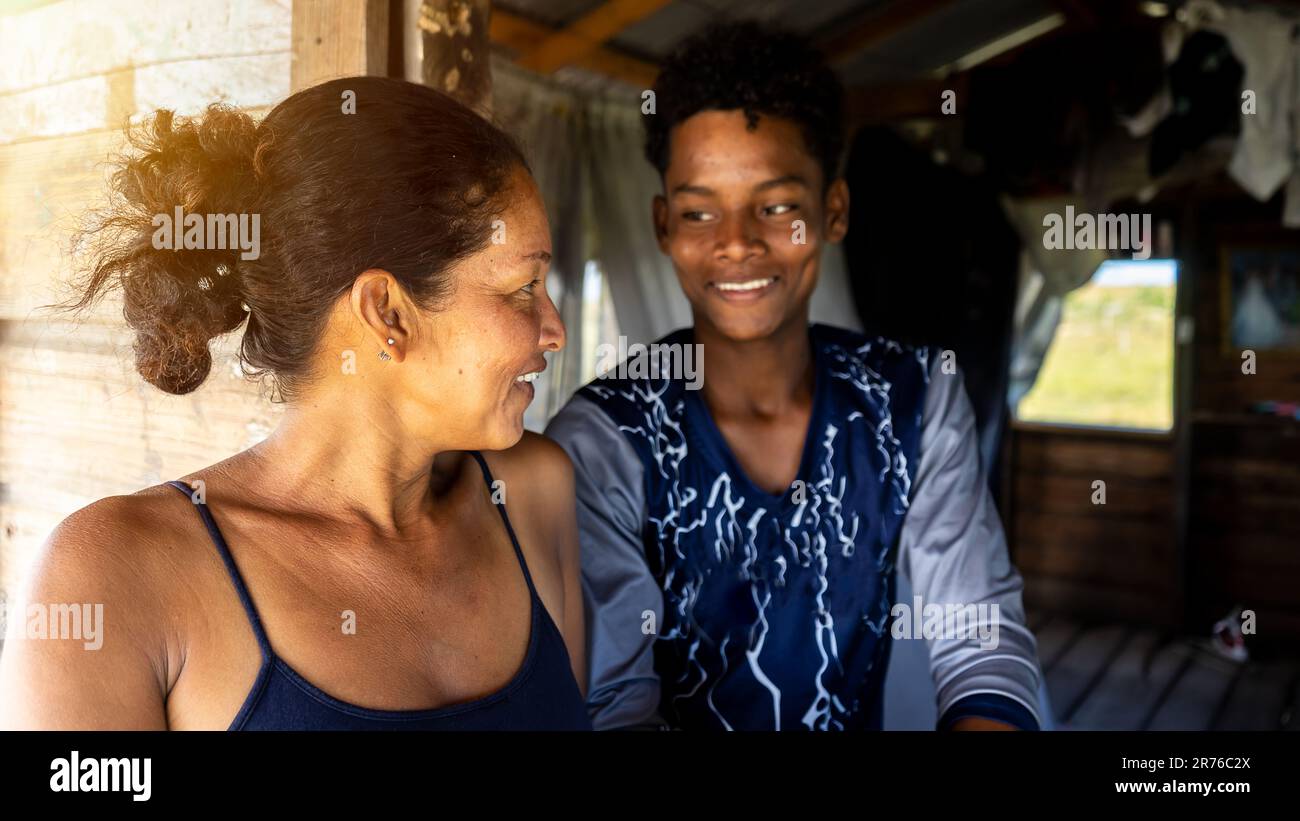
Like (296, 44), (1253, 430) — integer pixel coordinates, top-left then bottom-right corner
(653, 109), (849, 342)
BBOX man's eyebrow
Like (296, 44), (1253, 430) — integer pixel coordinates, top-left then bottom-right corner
(519, 250), (552, 263)
(670, 183), (713, 197)
(670, 175), (809, 197)
(753, 174), (809, 192)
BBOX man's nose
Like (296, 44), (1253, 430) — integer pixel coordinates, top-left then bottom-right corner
(714, 211), (764, 262)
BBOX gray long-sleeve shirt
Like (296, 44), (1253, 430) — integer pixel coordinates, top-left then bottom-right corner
(546, 327), (1042, 730)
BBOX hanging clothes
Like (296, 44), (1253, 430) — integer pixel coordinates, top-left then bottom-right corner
(1195, 3), (1300, 225)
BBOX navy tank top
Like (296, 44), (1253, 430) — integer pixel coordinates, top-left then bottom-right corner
(164, 451), (592, 730)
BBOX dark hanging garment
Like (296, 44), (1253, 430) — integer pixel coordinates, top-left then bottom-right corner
(842, 126), (1020, 490)
(1149, 29), (1243, 178)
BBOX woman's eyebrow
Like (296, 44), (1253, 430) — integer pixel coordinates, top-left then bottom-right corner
(519, 250), (552, 264)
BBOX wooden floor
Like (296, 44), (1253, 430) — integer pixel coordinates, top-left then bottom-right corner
(1029, 610), (1300, 731)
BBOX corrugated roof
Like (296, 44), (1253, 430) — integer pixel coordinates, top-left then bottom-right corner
(493, 0), (1064, 85)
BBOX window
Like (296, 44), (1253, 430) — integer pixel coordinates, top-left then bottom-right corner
(1015, 259), (1178, 431)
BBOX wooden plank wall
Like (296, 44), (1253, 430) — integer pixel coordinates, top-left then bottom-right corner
(1009, 426), (1179, 627)
(1182, 186), (1300, 644)
(0, 0), (292, 599)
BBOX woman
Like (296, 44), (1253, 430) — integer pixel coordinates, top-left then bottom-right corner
(0, 77), (591, 730)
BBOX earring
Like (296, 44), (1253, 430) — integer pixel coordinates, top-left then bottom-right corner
(378, 349), (391, 361)
(387, 337), (395, 345)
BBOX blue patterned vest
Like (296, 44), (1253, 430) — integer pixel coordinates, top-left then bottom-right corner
(578, 324), (932, 730)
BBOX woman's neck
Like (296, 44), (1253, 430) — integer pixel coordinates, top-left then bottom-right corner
(237, 391), (462, 539)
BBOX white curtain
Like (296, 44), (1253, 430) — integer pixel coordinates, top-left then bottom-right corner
(1002, 196), (1110, 409)
(492, 59), (602, 430)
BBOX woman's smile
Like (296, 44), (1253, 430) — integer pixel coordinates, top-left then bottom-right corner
(511, 361), (547, 401)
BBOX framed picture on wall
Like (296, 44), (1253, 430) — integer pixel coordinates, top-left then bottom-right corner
(1220, 243), (1300, 353)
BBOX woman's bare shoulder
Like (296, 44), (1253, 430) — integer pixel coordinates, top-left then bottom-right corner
(481, 432), (575, 514)
(24, 484), (202, 612)
(479, 434), (578, 573)
(0, 484), (206, 728)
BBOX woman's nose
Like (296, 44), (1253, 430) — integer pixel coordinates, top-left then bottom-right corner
(539, 289), (566, 352)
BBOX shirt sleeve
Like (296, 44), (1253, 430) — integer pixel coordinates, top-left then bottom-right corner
(896, 357), (1044, 731)
(544, 395), (669, 731)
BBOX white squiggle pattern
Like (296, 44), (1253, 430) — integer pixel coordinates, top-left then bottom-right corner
(746, 583), (781, 730)
(586, 333), (931, 730)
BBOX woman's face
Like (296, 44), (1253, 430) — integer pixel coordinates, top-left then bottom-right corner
(403, 166), (564, 451)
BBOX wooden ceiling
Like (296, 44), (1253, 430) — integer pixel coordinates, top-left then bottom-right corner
(487, 0), (1112, 89)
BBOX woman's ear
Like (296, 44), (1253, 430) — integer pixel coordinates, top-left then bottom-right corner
(823, 178), (850, 244)
(352, 269), (407, 363)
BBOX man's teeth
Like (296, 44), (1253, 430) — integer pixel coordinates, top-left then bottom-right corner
(515, 371), (541, 383)
(715, 278), (774, 292)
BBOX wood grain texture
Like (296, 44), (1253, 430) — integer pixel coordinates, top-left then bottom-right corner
(0, 317), (282, 593)
(0, 0), (291, 601)
(291, 0), (388, 92)
(0, 0), (289, 143)
(1009, 427), (1178, 625)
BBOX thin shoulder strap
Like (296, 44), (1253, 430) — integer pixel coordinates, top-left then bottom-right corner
(468, 451), (541, 599)
(165, 480), (274, 663)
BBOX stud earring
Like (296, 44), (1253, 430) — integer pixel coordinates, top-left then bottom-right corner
(387, 337), (395, 345)
(378, 349), (391, 361)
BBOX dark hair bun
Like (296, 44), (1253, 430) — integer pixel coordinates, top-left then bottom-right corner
(72, 105), (262, 394)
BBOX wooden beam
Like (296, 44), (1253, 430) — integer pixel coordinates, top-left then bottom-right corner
(819, 0), (958, 65)
(291, 0), (389, 92)
(844, 75), (969, 126)
(938, 11), (1067, 74)
(491, 9), (658, 88)
(489, 8), (548, 52)
(1052, 0), (1099, 29)
(514, 0), (669, 76)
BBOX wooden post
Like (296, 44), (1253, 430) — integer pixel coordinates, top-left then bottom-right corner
(415, 0), (493, 113)
(291, 0), (390, 92)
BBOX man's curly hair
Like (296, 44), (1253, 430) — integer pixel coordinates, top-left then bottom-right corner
(644, 20), (845, 186)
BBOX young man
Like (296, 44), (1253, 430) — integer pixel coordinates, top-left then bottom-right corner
(545, 22), (1041, 731)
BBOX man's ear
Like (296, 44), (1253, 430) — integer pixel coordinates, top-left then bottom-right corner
(824, 178), (850, 244)
(652, 194), (671, 254)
